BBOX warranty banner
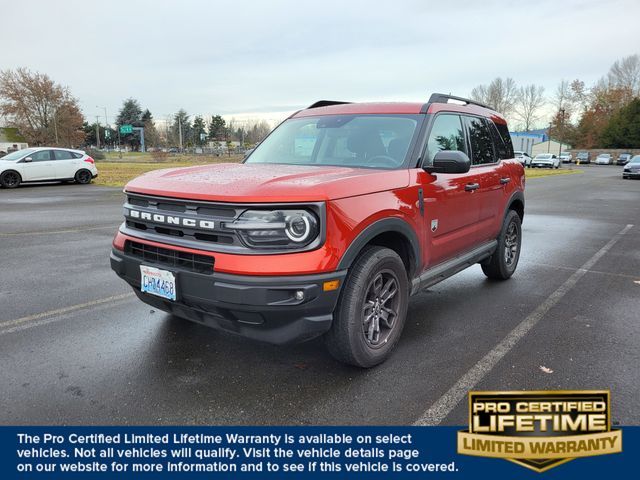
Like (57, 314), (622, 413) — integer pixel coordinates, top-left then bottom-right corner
(457, 390), (622, 472)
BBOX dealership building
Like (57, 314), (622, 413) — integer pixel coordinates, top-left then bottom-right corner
(510, 129), (571, 156)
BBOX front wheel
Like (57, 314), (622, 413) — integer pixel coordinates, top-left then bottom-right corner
(325, 246), (409, 368)
(481, 210), (522, 280)
(0, 170), (21, 188)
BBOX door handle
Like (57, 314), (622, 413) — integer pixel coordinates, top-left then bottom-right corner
(465, 183), (480, 192)
(500, 177), (511, 185)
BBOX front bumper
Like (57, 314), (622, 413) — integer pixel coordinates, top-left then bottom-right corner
(531, 162), (554, 168)
(110, 248), (346, 344)
(623, 170), (640, 178)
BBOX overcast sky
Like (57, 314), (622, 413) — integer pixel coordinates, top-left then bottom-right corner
(1, 0), (638, 126)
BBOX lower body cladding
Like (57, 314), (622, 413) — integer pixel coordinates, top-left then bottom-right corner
(110, 249), (346, 345)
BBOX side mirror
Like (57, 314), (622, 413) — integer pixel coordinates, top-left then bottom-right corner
(424, 150), (471, 174)
(23, 157), (33, 162)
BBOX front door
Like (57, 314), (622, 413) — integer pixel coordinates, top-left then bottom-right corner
(418, 113), (482, 268)
(20, 150), (55, 181)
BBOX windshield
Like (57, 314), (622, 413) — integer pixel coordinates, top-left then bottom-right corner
(630, 156), (640, 164)
(536, 154), (552, 159)
(245, 115), (421, 170)
(1, 148), (35, 161)
(598, 154), (610, 158)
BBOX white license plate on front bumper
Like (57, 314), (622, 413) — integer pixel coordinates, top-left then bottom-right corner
(140, 265), (176, 301)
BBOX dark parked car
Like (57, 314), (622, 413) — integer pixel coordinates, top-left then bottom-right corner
(575, 152), (590, 164)
(617, 153), (632, 165)
(622, 155), (640, 179)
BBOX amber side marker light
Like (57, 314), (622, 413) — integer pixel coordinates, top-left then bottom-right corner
(323, 280), (340, 292)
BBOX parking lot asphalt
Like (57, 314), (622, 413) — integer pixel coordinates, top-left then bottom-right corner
(0, 165), (638, 426)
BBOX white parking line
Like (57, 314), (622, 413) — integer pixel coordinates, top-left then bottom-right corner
(413, 223), (634, 426)
(0, 293), (135, 331)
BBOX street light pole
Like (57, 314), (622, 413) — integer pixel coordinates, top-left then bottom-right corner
(97, 106), (109, 148)
(53, 110), (59, 145)
(95, 116), (101, 149)
(558, 108), (565, 158)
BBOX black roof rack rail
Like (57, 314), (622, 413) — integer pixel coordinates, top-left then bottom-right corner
(307, 100), (352, 109)
(427, 93), (493, 111)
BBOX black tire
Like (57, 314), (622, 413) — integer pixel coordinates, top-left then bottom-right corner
(325, 246), (409, 368)
(0, 170), (21, 188)
(481, 210), (522, 280)
(75, 169), (92, 184)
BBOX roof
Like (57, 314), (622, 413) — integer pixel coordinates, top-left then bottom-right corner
(293, 102), (424, 118)
(291, 100), (506, 124)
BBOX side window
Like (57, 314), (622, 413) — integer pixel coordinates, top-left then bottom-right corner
(54, 150), (74, 160)
(491, 121), (514, 159)
(423, 114), (467, 166)
(30, 150), (53, 162)
(465, 117), (496, 165)
(72, 152), (83, 159)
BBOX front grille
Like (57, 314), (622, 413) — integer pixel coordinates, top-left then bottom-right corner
(126, 240), (214, 274)
(123, 193), (242, 250)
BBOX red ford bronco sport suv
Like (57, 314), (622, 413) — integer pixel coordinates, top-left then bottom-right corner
(111, 94), (524, 367)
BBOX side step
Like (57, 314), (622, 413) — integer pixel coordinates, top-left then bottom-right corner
(410, 240), (497, 295)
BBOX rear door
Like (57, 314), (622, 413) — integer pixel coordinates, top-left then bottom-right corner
(418, 113), (483, 267)
(463, 116), (511, 243)
(52, 149), (78, 178)
(20, 150), (55, 181)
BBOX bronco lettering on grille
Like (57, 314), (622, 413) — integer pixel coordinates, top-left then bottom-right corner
(127, 209), (215, 230)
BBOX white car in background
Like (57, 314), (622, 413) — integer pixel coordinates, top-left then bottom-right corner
(595, 153), (612, 165)
(531, 153), (560, 169)
(514, 150), (533, 167)
(0, 147), (98, 188)
(559, 152), (573, 163)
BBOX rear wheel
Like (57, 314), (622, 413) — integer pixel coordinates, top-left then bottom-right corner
(75, 169), (92, 184)
(481, 210), (522, 280)
(325, 246), (409, 368)
(0, 170), (21, 188)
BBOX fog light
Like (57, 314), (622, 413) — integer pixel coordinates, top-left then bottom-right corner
(294, 290), (305, 301)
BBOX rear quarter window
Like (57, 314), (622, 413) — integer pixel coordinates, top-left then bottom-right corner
(492, 121), (514, 160)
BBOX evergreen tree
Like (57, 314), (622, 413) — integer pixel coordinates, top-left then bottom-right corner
(192, 116), (206, 146)
(601, 98), (640, 148)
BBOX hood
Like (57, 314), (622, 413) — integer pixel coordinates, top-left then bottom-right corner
(125, 163), (410, 202)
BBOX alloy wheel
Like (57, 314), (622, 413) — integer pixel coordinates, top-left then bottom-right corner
(362, 270), (400, 348)
(504, 221), (519, 266)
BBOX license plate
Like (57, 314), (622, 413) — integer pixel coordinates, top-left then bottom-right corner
(140, 265), (176, 301)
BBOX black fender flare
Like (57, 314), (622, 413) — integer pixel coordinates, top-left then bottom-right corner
(505, 190), (525, 222)
(337, 217), (421, 276)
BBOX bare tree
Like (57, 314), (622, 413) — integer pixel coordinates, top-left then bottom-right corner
(0, 68), (85, 146)
(470, 77), (518, 116)
(513, 85), (545, 131)
(607, 54), (640, 96)
(554, 80), (573, 112)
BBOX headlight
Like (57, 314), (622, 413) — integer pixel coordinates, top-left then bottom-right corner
(227, 209), (319, 249)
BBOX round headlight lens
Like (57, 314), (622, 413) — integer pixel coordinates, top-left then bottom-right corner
(285, 214), (311, 242)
